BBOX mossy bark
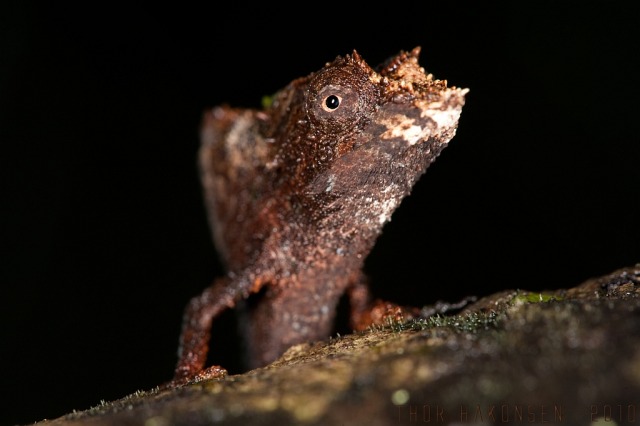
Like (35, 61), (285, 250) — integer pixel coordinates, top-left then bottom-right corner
(37, 264), (640, 425)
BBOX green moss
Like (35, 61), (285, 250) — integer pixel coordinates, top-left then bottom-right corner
(513, 292), (563, 304)
(370, 311), (499, 334)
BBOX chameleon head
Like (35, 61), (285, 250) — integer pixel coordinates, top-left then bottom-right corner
(297, 47), (468, 231)
(304, 47), (468, 153)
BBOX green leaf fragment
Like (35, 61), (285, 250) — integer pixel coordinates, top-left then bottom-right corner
(261, 94), (274, 109)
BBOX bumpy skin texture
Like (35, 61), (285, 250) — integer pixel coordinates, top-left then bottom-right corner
(172, 47), (468, 384)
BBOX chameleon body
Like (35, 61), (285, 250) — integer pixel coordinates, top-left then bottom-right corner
(173, 47), (468, 383)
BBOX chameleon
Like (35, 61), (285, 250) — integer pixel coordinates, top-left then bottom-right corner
(172, 47), (468, 385)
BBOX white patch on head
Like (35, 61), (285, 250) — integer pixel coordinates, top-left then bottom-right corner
(380, 115), (429, 145)
(421, 103), (462, 134)
(380, 88), (467, 146)
(390, 123), (425, 146)
(422, 87), (469, 133)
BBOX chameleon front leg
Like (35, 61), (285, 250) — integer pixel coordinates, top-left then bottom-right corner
(171, 274), (260, 386)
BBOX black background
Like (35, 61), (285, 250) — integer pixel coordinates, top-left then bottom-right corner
(2, 3), (639, 425)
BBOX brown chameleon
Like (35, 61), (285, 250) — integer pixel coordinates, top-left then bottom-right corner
(172, 47), (468, 385)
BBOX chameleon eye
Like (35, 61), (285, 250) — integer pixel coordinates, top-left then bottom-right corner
(309, 84), (359, 127)
(323, 94), (341, 111)
(306, 67), (377, 132)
